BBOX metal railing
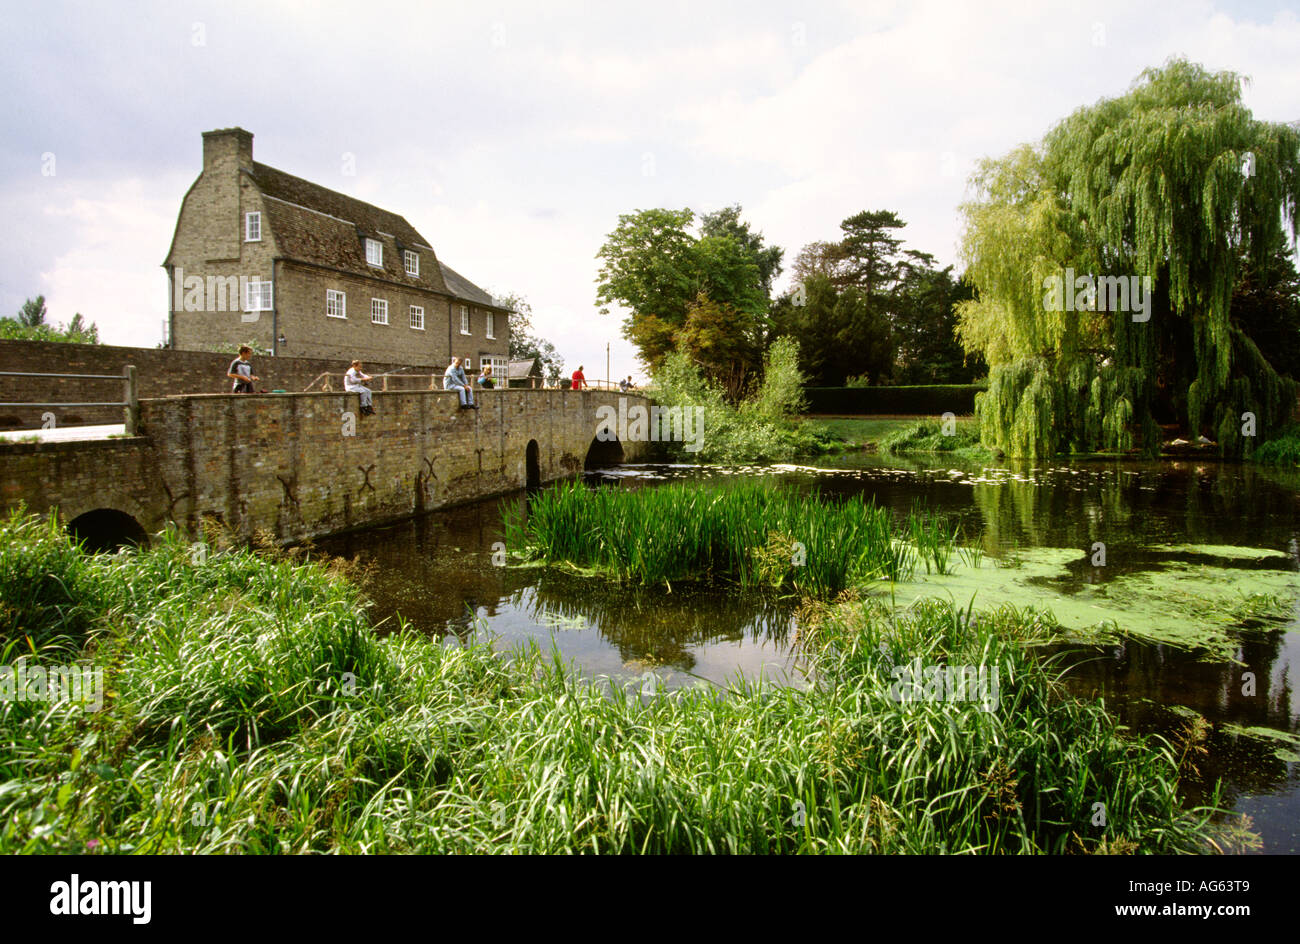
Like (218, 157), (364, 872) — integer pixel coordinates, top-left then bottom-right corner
(0, 366), (139, 434)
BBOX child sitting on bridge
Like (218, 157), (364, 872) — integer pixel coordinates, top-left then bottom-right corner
(344, 360), (375, 416)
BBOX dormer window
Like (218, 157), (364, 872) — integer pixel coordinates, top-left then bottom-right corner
(404, 250), (419, 277)
(245, 212), (261, 242)
(365, 238), (382, 267)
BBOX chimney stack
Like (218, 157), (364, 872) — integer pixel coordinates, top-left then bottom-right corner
(202, 127), (254, 173)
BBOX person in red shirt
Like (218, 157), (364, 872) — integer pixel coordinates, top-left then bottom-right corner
(571, 365), (586, 390)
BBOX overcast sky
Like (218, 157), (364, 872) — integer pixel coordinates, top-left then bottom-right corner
(2, 0), (1297, 381)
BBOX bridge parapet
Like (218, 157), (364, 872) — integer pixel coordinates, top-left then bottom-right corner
(0, 388), (651, 544)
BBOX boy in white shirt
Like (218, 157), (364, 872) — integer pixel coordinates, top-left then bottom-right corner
(345, 360), (375, 415)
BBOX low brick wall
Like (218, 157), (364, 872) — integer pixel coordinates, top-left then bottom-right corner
(0, 339), (429, 429)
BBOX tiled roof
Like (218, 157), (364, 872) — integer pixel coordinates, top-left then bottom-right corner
(251, 162), (428, 246)
(243, 161), (506, 309)
(248, 163), (450, 293)
(509, 358), (540, 378)
(439, 261), (504, 309)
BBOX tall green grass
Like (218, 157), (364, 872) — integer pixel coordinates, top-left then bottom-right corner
(0, 510), (1236, 853)
(505, 481), (960, 596)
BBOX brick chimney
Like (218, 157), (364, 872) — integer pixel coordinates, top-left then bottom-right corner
(201, 127), (254, 173)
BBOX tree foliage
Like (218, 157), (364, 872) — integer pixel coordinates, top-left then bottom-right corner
(773, 212), (978, 385)
(595, 207), (775, 381)
(1, 296), (100, 344)
(958, 59), (1300, 457)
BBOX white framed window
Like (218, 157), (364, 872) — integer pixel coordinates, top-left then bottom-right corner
(404, 250), (419, 277)
(326, 290), (346, 319)
(365, 238), (383, 267)
(486, 311), (496, 339)
(460, 305), (470, 335)
(371, 298), (388, 325)
(463, 357), (473, 370)
(245, 212), (261, 242)
(483, 354), (509, 379)
(244, 279), (272, 311)
(409, 305), (424, 330)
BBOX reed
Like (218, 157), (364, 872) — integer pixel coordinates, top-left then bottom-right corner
(0, 511), (1233, 854)
(505, 481), (962, 597)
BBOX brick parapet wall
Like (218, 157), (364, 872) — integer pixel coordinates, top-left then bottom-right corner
(0, 339), (436, 429)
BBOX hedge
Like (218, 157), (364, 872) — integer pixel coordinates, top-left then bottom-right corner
(802, 384), (987, 415)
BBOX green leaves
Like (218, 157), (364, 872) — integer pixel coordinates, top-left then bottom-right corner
(959, 58), (1300, 458)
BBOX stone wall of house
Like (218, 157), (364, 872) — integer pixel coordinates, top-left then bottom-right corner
(0, 388), (649, 544)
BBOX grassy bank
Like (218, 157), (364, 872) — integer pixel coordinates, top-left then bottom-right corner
(881, 418), (992, 459)
(0, 509), (1239, 853)
(800, 416), (920, 449)
(506, 480), (959, 596)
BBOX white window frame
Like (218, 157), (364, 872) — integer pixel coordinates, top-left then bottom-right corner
(463, 357), (473, 371)
(460, 305), (471, 335)
(486, 311), (496, 339)
(483, 355), (509, 380)
(245, 212), (261, 242)
(326, 290), (347, 319)
(244, 279), (272, 311)
(409, 305), (424, 330)
(404, 250), (419, 277)
(365, 238), (383, 267)
(371, 298), (388, 325)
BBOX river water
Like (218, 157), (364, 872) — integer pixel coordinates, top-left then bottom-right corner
(318, 452), (1300, 853)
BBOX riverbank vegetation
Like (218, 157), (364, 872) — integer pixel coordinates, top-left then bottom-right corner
(506, 480), (960, 596)
(1254, 424), (1300, 466)
(0, 509), (1238, 853)
(880, 418), (990, 459)
(648, 337), (834, 462)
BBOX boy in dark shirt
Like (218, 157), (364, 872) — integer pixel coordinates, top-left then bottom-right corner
(227, 346), (257, 393)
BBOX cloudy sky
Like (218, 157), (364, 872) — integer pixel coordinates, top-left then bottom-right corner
(2, 0), (1297, 381)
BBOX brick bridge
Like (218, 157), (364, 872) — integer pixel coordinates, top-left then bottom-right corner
(0, 388), (649, 548)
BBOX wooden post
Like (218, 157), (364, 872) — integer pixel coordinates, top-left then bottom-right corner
(123, 365), (139, 435)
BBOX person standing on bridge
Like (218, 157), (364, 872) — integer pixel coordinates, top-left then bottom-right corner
(443, 356), (478, 410)
(345, 360), (375, 416)
(571, 365), (586, 390)
(227, 346), (257, 394)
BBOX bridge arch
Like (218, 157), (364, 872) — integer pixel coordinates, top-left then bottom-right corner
(525, 439), (541, 489)
(584, 431), (625, 470)
(67, 508), (149, 552)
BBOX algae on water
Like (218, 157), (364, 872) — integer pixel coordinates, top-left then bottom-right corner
(875, 543), (1299, 660)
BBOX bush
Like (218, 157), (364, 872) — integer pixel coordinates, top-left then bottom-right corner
(649, 342), (825, 462)
(882, 419), (987, 456)
(1254, 424), (1300, 466)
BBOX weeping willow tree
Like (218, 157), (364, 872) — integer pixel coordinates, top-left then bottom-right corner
(958, 59), (1300, 458)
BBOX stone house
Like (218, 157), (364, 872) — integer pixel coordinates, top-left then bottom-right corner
(163, 128), (511, 375)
